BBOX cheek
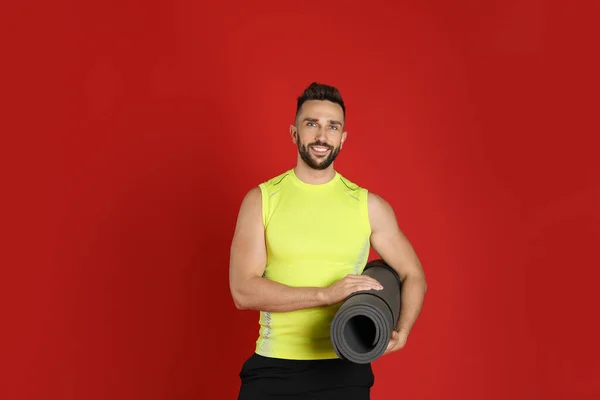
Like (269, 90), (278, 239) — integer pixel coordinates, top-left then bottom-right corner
(298, 132), (312, 143)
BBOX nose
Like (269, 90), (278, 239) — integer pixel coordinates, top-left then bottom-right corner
(315, 127), (327, 141)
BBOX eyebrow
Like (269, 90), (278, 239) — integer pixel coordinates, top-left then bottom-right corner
(303, 117), (342, 126)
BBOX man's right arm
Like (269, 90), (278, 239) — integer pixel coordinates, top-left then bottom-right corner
(228, 187), (382, 313)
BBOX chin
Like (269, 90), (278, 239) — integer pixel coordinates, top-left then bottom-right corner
(311, 161), (332, 171)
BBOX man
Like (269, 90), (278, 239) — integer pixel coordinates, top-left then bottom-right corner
(229, 82), (427, 399)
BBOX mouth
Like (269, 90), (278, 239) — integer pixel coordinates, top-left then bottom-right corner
(310, 145), (331, 157)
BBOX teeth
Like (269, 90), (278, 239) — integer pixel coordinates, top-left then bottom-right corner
(312, 146), (329, 152)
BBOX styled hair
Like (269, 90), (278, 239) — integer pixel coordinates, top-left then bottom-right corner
(296, 82), (346, 119)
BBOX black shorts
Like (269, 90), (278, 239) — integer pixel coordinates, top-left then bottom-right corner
(237, 353), (374, 399)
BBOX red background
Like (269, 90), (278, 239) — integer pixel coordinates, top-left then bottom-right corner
(2, 0), (599, 399)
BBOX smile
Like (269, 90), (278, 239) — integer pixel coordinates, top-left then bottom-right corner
(310, 146), (331, 156)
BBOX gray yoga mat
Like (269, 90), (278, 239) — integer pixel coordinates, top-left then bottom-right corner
(330, 259), (402, 364)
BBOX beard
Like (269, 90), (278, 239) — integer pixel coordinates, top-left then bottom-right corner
(297, 140), (341, 170)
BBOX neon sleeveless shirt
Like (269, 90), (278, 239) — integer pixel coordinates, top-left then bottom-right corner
(255, 168), (372, 360)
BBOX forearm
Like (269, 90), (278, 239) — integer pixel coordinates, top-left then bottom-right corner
(232, 276), (328, 312)
(396, 275), (427, 333)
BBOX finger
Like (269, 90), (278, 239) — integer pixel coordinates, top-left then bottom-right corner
(384, 338), (398, 354)
(360, 277), (383, 289)
(347, 275), (380, 286)
(350, 276), (382, 288)
(353, 283), (380, 292)
(345, 286), (371, 296)
(366, 281), (383, 290)
(385, 340), (394, 352)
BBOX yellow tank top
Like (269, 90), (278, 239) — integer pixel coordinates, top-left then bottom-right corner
(255, 168), (372, 360)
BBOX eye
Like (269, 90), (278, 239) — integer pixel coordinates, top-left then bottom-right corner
(329, 125), (338, 130)
(307, 122), (317, 127)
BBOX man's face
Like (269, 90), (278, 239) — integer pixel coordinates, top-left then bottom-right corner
(291, 100), (347, 171)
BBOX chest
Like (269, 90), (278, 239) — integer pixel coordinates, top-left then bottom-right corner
(265, 190), (370, 263)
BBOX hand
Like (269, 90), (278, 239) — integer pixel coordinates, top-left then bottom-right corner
(383, 329), (409, 355)
(323, 274), (383, 306)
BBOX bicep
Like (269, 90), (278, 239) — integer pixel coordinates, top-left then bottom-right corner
(368, 192), (424, 280)
(229, 187), (267, 288)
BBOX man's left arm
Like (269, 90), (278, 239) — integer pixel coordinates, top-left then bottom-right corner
(367, 192), (428, 354)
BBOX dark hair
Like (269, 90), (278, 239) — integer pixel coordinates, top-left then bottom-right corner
(296, 82), (346, 119)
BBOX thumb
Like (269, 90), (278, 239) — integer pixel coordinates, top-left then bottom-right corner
(384, 331), (399, 354)
(385, 337), (396, 352)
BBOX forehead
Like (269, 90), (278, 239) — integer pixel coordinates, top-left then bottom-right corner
(298, 100), (344, 122)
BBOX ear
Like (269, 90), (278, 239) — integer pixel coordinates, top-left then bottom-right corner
(340, 130), (348, 149)
(289, 124), (298, 143)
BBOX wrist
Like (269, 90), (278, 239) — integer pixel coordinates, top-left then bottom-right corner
(317, 287), (329, 306)
(396, 326), (409, 336)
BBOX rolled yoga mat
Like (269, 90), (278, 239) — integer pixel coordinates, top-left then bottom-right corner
(330, 259), (402, 364)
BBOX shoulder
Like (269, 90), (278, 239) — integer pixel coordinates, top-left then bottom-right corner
(240, 170), (293, 203)
(334, 171), (398, 228)
(238, 170), (293, 224)
(239, 170), (285, 199)
(367, 191), (390, 209)
(261, 170), (293, 188)
(241, 185), (262, 204)
(336, 172), (369, 202)
(336, 173), (361, 191)
(238, 169), (285, 202)
(334, 171), (388, 208)
(258, 170), (294, 195)
(367, 191), (398, 233)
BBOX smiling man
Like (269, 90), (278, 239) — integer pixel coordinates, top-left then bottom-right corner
(229, 82), (427, 399)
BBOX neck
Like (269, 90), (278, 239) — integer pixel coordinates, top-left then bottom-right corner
(294, 159), (336, 185)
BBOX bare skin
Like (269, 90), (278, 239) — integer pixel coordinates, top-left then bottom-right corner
(228, 99), (427, 355)
(367, 192), (428, 355)
(289, 99), (347, 185)
(229, 188), (383, 313)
